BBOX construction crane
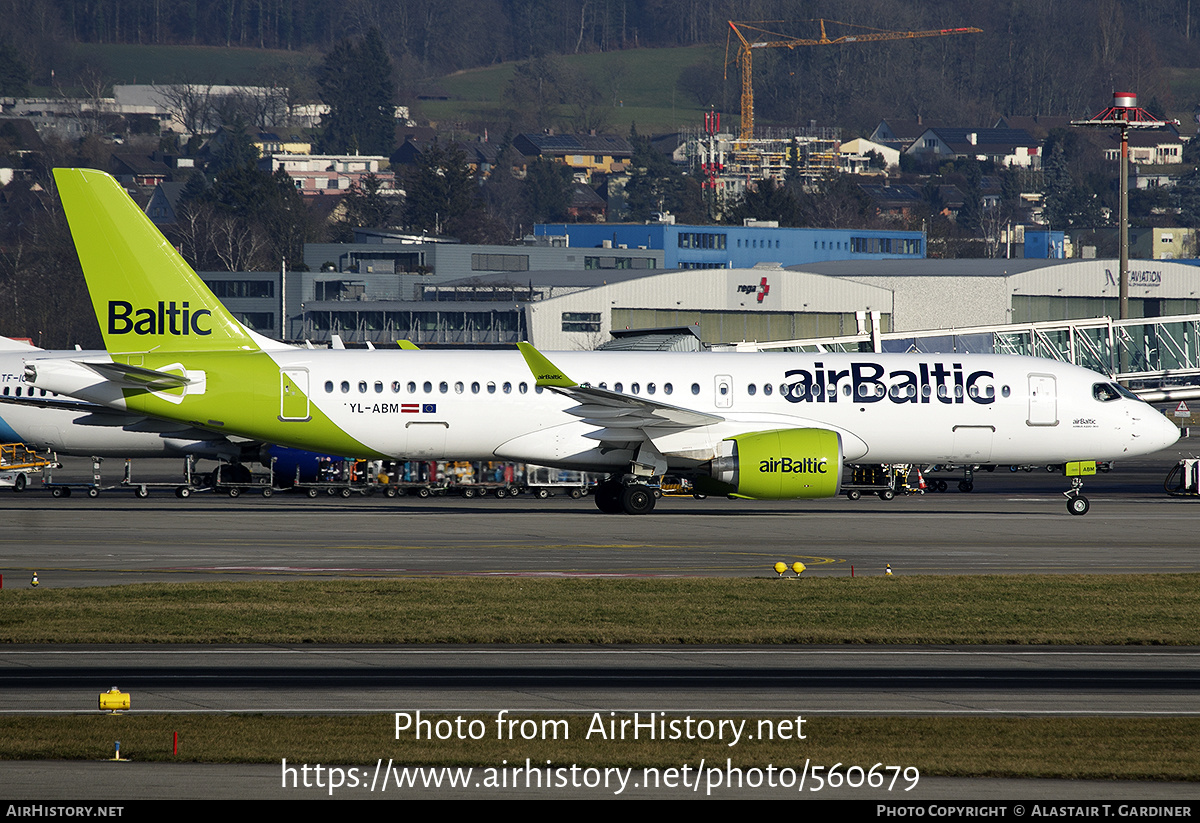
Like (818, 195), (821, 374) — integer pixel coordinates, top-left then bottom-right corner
(726, 19), (983, 143)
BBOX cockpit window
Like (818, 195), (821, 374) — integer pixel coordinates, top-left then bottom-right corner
(1093, 382), (1138, 402)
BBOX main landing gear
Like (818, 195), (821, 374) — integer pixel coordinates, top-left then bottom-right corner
(594, 478), (657, 515)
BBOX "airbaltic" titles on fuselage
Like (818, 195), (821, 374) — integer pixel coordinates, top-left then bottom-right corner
(781, 362), (995, 405)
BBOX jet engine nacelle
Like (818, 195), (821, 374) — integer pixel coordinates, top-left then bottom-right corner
(706, 428), (843, 499)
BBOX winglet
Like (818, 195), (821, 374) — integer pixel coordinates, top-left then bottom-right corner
(397, 339), (419, 350)
(517, 342), (576, 388)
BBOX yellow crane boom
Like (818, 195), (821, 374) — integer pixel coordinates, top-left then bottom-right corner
(726, 19), (983, 143)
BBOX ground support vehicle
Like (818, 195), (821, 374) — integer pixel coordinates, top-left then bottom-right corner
(203, 459), (276, 498)
(287, 459), (380, 499)
(523, 466), (593, 499)
(0, 443), (58, 493)
(841, 463), (926, 501)
(452, 481), (521, 499)
(116, 456), (202, 498)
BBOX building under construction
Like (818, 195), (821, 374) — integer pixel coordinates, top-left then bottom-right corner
(683, 121), (840, 202)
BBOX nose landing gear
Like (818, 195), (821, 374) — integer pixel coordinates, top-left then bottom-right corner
(1062, 461), (1099, 515)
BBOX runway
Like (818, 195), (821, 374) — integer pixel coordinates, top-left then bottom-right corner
(0, 449), (1196, 586)
(2, 646), (1199, 715)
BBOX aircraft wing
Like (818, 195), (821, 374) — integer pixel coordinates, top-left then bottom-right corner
(517, 342), (723, 446)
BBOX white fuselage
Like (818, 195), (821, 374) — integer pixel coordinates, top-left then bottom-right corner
(109, 349), (1179, 469)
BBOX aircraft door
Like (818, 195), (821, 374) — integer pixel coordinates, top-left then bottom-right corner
(715, 374), (733, 408)
(405, 421), (448, 458)
(280, 369), (311, 421)
(1027, 373), (1057, 426)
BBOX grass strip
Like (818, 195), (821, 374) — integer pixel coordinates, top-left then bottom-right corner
(1, 575), (1198, 644)
(1, 715), (1196, 781)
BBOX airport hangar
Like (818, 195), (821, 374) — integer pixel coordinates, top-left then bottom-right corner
(419, 258), (1200, 351)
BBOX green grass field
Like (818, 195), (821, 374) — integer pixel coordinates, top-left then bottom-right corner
(2, 575), (1198, 644)
(420, 45), (728, 134)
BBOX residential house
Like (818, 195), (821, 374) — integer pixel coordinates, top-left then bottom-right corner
(512, 133), (634, 179)
(906, 127), (1041, 168)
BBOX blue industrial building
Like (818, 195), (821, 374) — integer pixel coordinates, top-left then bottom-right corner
(534, 222), (925, 269)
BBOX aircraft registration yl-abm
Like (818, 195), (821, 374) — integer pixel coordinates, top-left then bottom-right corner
(24, 169), (1180, 515)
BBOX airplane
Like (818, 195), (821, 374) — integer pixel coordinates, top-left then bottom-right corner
(0, 336), (243, 460)
(21, 168), (1182, 515)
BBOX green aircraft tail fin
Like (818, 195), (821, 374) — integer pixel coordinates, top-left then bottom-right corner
(53, 168), (260, 354)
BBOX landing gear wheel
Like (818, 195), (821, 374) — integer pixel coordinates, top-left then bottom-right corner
(594, 481), (624, 514)
(175, 486), (190, 499)
(1068, 495), (1090, 516)
(135, 485), (149, 498)
(958, 480), (974, 493)
(86, 487), (99, 498)
(621, 485), (656, 515)
(878, 488), (895, 501)
(846, 489), (862, 501)
(936, 479), (949, 492)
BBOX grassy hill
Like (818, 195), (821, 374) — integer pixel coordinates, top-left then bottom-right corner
(58, 42), (732, 137)
(417, 45), (729, 135)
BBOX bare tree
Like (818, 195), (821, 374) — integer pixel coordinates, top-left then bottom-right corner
(154, 83), (216, 134)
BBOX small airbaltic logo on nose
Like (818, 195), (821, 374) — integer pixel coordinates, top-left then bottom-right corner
(108, 301), (212, 336)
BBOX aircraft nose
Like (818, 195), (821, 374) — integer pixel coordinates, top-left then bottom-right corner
(1155, 410), (1182, 451)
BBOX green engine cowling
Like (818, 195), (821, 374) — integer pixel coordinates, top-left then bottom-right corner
(706, 428), (843, 499)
